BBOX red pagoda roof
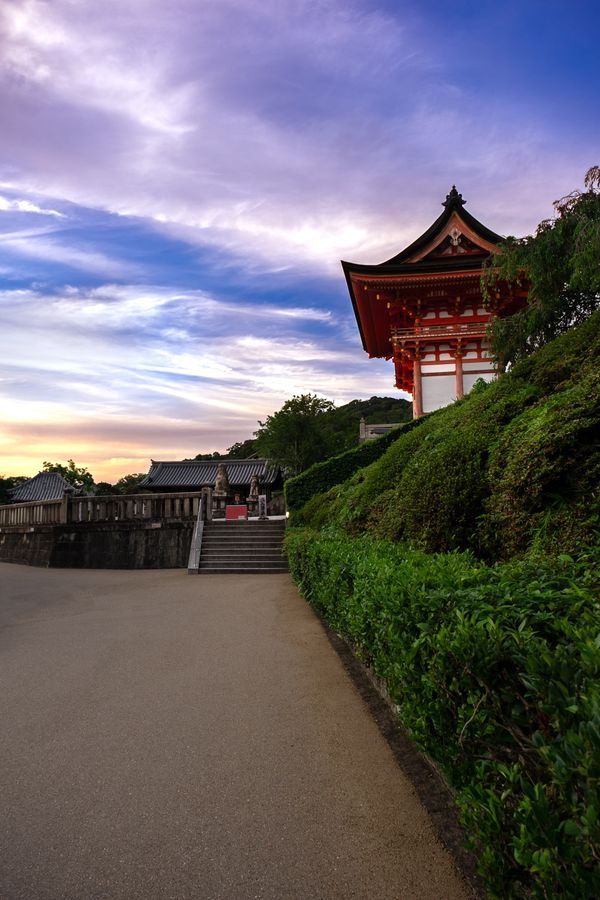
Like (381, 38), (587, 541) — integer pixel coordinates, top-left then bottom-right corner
(342, 188), (505, 357)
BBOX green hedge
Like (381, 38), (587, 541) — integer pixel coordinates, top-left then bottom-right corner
(286, 527), (600, 899)
(284, 417), (423, 513)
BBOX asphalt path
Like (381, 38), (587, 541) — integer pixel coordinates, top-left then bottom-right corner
(0, 563), (472, 900)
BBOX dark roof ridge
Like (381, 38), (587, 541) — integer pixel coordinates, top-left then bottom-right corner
(149, 458), (269, 466)
(442, 185), (466, 209)
(341, 188), (504, 275)
(379, 191), (503, 267)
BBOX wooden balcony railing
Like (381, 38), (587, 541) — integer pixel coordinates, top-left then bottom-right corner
(0, 492), (203, 528)
(390, 321), (488, 342)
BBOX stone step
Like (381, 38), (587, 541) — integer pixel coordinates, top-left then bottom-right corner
(207, 520), (286, 526)
(201, 540), (286, 549)
(198, 567), (289, 574)
(196, 520), (288, 574)
(207, 526), (286, 533)
(202, 531), (284, 537)
(201, 552), (286, 561)
(203, 528), (284, 543)
(202, 564), (286, 570)
(201, 545), (285, 553)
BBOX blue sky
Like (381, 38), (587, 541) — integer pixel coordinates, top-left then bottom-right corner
(1, 0), (598, 480)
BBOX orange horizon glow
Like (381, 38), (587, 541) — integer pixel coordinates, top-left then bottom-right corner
(0, 447), (228, 484)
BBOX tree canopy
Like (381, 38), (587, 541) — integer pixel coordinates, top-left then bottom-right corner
(193, 397), (410, 469)
(254, 394), (335, 476)
(42, 459), (95, 491)
(113, 473), (148, 494)
(0, 474), (28, 505)
(226, 439), (258, 459)
(484, 166), (600, 367)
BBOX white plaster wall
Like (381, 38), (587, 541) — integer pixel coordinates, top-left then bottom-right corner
(421, 363), (454, 373)
(422, 373), (456, 412)
(463, 361), (495, 372)
(463, 371), (496, 395)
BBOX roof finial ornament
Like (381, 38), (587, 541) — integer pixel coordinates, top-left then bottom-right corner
(442, 185), (465, 208)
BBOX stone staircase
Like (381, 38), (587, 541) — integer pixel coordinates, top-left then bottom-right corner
(198, 519), (288, 573)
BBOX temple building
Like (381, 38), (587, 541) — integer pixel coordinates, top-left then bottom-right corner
(342, 187), (527, 416)
(139, 459), (283, 498)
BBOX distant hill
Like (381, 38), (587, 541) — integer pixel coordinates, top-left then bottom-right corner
(197, 396), (412, 462)
(320, 396), (412, 456)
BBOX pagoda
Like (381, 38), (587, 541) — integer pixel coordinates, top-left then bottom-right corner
(342, 188), (527, 416)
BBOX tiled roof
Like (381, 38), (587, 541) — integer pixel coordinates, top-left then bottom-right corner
(368, 424), (398, 434)
(10, 472), (73, 503)
(140, 459), (281, 490)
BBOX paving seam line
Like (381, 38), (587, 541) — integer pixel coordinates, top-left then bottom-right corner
(311, 607), (486, 900)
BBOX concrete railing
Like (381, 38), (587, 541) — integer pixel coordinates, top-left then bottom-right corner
(0, 492), (203, 527)
(0, 498), (66, 526)
(69, 492), (202, 523)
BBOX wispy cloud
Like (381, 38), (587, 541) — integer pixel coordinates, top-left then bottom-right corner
(2, 0), (587, 270)
(0, 194), (65, 217)
(0, 282), (391, 478)
(0, 232), (140, 278)
(0, 0), (597, 479)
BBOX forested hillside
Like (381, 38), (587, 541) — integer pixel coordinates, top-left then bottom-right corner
(223, 395), (411, 464)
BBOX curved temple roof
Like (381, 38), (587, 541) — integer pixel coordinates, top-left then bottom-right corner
(140, 459), (281, 490)
(10, 472), (77, 503)
(342, 187), (505, 357)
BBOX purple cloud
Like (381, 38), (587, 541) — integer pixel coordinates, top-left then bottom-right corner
(0, 0), (598, 479)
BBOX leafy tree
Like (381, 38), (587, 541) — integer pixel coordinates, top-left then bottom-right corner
(94, 481), (116, 496)
(113, 473), (148, 494)
(226, 439), (258, 459)
(0, 474), (28, 505)
(254, 394), (335, 476)
(484, 165), (600, 367)
(42, 459), (95, 491)
(198, 396), (410, 473)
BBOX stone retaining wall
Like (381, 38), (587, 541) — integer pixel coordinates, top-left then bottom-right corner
(0, 521), (194, 568)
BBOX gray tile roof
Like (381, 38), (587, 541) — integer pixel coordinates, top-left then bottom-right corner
(10, 472), (73, 503)
(140, 459), (281, 490)
(368, 425), (397, 434)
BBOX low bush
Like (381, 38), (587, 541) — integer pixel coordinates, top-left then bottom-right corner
(286, 528), (600, 898)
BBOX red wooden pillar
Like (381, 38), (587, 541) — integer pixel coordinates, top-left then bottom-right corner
(412, 352), (423, 418)
(454, 347), (464, 400)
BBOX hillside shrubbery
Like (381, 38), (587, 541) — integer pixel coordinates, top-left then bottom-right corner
(291, 311), (600, 561)
(284, 417), (423, 516)
(286, 529), (600, 898)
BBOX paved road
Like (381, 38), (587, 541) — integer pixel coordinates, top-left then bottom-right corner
(0, 563), (471, 900)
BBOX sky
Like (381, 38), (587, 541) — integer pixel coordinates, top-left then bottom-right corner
(0, 0), (599, 482)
